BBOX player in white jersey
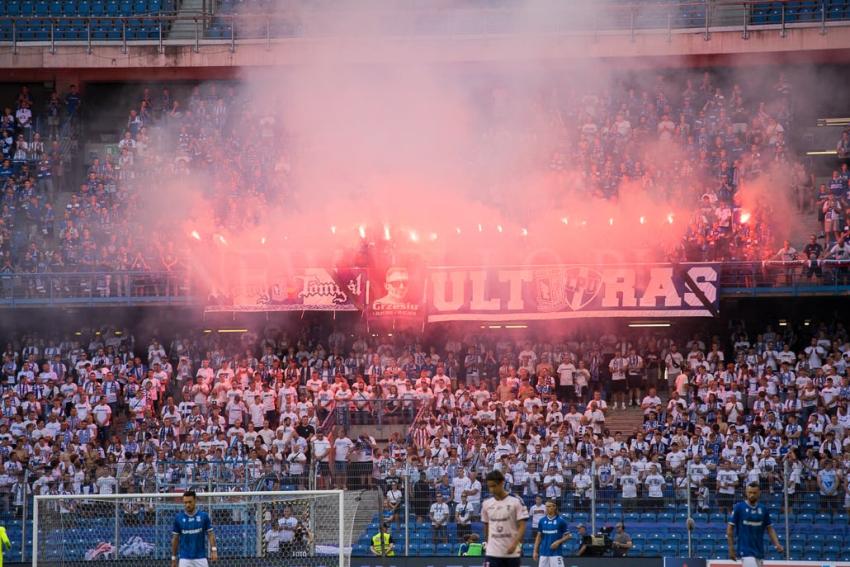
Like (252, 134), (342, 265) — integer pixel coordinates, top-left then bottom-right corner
(481, 469), (529, 567)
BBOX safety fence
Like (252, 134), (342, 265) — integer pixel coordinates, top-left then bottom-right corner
(355, 459), (849, 561)
(0, 0), (848, 52)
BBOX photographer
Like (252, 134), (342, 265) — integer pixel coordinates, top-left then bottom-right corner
(576, 524), (611, 557)
(576, 524), (592, 557)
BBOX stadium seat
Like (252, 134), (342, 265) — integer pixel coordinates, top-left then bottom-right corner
(828, 0), (847, 19)
(662, 542), (679, 555)
(647, 537), (662, 547)
(418, 544), (435, 555)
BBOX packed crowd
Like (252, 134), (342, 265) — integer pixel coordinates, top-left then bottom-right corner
(816, 132), (850, 256)
(1, 320), (850, 524)
(0, 70), (813, 282)
(552, 71), (799, 262)
(0, 83), (82, 287)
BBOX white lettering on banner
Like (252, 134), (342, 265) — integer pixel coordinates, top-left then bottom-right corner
(424, 265), (719, 321)
(499, 270), (532, 310)
(638, 267), (682, 307)
(684, 266), (718, 306)
(601, 269), (638, 307)
(430, 271), (465, 311)
(469, 271), (500, 311)
(297, 269), (348, 305)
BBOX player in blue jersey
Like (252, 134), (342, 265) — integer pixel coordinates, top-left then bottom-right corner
(726, 483), (783, 567)
(172, 490), (218, 567)
(532, 500), (572, 567)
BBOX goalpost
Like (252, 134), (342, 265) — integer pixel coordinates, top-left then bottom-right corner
(33, 490), (346, 567)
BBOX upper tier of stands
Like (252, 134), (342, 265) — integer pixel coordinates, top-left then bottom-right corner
(0, 1), (849, 42)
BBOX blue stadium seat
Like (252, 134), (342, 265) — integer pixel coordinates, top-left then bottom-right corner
(647, 537), (662, 548)
(7, 1), (22, 16)
(418, 543), (435, 555)
(800, 0), (820, 20)
(766, 1), (784, 22)
(828, 0), (847, 19)
(436, 543), (453, 556)
(22, 1), (36, 15)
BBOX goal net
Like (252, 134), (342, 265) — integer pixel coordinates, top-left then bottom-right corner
(33, 490), (346, 567)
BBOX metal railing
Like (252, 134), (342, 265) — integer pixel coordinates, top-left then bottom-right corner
(718, 259), (850, 295)
(0, 260), (848, 308)
(0, 270), (196, 306)
(353, 457), (847, 560)
(0, 0), (846, 51)
(320, 398), (427, 436)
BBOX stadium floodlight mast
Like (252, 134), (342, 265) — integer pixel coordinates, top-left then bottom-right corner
(33, 490), (347, 567)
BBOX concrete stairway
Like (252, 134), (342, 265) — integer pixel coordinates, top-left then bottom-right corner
(168, 0), (205, 40)
(604, 405), (646, 435)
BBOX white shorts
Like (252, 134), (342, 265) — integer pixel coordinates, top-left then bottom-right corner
(539, 556), (565, 567)
(741, 557), (763, 567)
(179, 559), (209, 567)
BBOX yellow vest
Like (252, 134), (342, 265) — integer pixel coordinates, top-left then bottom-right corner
(371, 532), (394, 556)
(0, 526), (11, 567)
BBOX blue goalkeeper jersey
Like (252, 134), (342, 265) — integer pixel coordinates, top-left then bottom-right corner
(537, 515), (569, 556)
(729, 501), (771, 559)
(173, 510), (212, 560)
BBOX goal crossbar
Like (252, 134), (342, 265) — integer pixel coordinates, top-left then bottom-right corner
(33, 489), (345, 567)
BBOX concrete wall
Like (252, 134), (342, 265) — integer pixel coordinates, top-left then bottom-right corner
(0, 23), (849, 83)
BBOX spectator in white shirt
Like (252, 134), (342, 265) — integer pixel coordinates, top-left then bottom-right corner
(430, 493), (450, 544)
